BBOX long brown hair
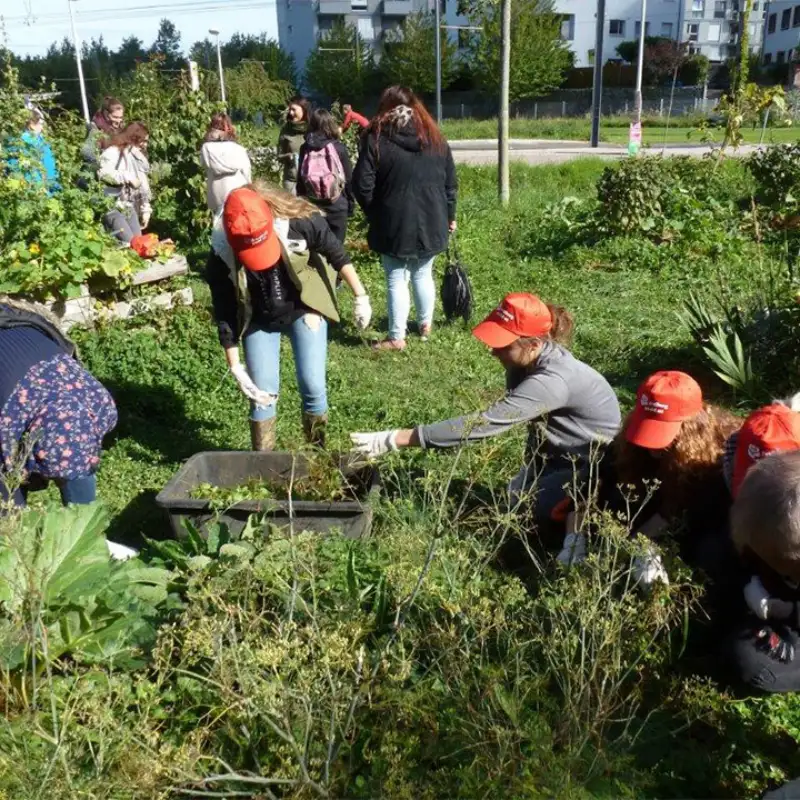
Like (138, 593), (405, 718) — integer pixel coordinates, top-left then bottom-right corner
(253, 180), (323, 220)
(615, 404), (741, 519)
(107, 121), (149, 151)
(369, 85), (445, 152)
(204, 112), (236, 142)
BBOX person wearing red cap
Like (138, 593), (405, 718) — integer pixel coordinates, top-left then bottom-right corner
(350, 293), (621, 520)
(558, 370), (741, 587)
(206, 183), (372, 450)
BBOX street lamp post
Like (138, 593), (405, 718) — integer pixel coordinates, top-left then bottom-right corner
(435, 0), (442, 124)
(67, 0), (90, 124)
(209, 29), (226, 105)
(630, 0), (647, 153)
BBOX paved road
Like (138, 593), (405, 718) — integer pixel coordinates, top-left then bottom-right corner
(450, 138), (761, 166)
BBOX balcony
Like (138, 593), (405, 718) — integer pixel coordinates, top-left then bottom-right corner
(317, 0), (352, 14)
(383, 0), (413, 16)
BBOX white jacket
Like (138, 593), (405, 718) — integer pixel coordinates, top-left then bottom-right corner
(200, 141), (252, 216)
(98, 145), (152, 222)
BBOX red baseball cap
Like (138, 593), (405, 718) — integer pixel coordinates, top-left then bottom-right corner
(472, 293), (553, 349)
(732, 404), (800, 497)
(223, 187), (282, 272)
(625, 371), (704, 450)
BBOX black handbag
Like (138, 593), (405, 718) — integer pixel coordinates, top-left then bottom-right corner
(440, 233), (473, 323)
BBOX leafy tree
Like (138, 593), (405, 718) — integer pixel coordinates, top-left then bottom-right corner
(189, 38), (216, 69)
(214, 61), (293, 120)
(115, 36), (148, 75)
(468, 0), (571, 101)
(222, 33), (297, 84)
(379, 12), (457, 93)
(304, 20), (376, 103)
(150, 18), (183, 69)
(615, 36), (671, 64)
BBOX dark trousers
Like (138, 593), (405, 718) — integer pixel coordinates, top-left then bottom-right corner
(1, 473), (97, 508)
(729, 621), (800, 694)
(324, 206), (348, 244)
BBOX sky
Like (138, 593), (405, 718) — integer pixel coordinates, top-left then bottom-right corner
(2, 0), (282, 58)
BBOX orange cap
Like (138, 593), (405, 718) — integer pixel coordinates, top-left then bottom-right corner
(472, 293), (553, 349)
(625, 371), (704, 450)
(223, 187), (282, 272)
(732, 404), (800, 497)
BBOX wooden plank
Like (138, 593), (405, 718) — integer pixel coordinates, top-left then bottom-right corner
(130, 254), (189, 286)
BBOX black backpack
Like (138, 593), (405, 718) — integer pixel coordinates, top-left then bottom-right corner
(440, 234), (473, 323)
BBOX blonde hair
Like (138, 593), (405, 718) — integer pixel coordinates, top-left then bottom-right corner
(253, 180), (322, 220)
(732, 449), (800, 581)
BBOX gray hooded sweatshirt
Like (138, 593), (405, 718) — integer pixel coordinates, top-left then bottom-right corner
(200, 141), (253, 216)
(417, 340), (621, 466)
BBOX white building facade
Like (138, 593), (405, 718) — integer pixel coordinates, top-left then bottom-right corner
(761, 0), (800, 66)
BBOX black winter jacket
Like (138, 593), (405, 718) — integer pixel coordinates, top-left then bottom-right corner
(297, 133), (354, 217)
(352, 124), (457, 260)
(206, 214), (351, 347)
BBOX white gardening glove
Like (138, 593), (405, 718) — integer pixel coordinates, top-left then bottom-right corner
(128, 176), (142, 189)
(556, 532), (588, 567)
(353, 295), (372, 330)
(744, 575), (795, 620)
(141, 209), (151, 228)
(632, 547), (669, 589)
(350, 430), (399, 459)
(230, 363), (277, 408)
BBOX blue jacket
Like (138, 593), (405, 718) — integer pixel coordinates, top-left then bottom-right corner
(5, 131), (61, 193)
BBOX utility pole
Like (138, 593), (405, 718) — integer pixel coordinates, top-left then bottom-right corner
(629, 0), (646, 154)
(209, 29), (226, 106)
(499, 0), (511, 205)
(67, 0), (90, 124)
(590, 0), (606, 147)
(435, 0), (442, 124)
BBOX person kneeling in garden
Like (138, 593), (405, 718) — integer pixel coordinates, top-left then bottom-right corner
(559, 371), (741, 587)
(350, 292), (621, 521)
(0, 298), (117, 508)
(207, 184), (372, 450)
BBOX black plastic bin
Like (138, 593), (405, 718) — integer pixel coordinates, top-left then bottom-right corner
(155, 451), (381, 539)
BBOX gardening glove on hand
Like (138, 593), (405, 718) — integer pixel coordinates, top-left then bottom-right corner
(230, 363), (277, 408)
(556, 532), (588, 567)
(755, 625), (796, 664)
(128, 176), (142, 189)
(632, 547), (669, 589)
(353, 295), (372, 330)
(350, 430), (399, 459)
(744, 576), (796, 621)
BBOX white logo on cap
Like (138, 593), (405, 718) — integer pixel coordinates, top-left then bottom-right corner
(747, 443), (764, 461)
(640, 393), (669, 415)
(495, 306), (514, 323)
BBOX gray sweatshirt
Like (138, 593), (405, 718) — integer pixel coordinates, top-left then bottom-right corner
(417, 341), (621, 465)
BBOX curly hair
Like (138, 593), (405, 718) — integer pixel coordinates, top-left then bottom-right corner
(615, 404), (742, 519)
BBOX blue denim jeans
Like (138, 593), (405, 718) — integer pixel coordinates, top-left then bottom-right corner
(1, 472), (97, 508)
(244, 314), (328, 422)
(382, 254), (436, 341)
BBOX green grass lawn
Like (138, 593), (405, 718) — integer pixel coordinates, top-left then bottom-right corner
(441, 116), (800, 146)
(18, 159), (800, 798)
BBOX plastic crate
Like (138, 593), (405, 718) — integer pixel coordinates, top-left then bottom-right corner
(155, 451), (381, 539)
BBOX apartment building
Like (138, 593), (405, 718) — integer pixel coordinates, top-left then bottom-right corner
(761, 0), (800, 66)
(555, 0), (763, 68)
(277, 0), (466, 79)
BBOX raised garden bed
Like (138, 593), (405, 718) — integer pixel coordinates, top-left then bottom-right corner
(156, 451), (382, 539)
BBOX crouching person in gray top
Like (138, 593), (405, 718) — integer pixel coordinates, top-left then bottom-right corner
(351, 293), (622, 521)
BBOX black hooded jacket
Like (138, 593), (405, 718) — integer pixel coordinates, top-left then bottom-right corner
(297, 132), (354, 216)
(352, 123), (457, 260)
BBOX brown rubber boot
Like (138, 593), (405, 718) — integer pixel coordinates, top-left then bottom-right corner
(302, 412), (328, 448)
(250, 418), (277, 452)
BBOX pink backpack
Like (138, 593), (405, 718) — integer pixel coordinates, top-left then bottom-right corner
(300, 142), (346, 202)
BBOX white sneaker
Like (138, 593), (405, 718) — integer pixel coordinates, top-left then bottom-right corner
(632, 550), (669, 588)
(556, 533), (588, 566)
(106, 539), (139, 561)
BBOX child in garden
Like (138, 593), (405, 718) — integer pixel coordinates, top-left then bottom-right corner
(206, 184), (372, 450)
(5, 109), (60, 194)
(297, 108), (353, 244)
(350, 292), (622, 522)
(558, 371), (741, 586)
(98, 121), (152, 244)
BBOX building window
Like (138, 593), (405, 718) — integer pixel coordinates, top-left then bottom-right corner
(587, 49), (595, 65)
(708, 22), (721, 41)
(753, 1), (759, 9)
(687, 22), (700, 41)
(635, 21), (650, 37)
(782, 8), (792, 29)
(778, 50), (787, 63)
(794, 5), (800, 27)
(763, 52), (773, 64)
(768, 12), (777, 33)
(560, 14), (575, 41)
(609, 19), (625, 36)
(692, 0), (704, 18)
(661, 21), (674, 37)
(714, 1), (726, 18)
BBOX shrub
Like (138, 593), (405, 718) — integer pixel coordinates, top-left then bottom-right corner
(747, 142), (800, 211)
